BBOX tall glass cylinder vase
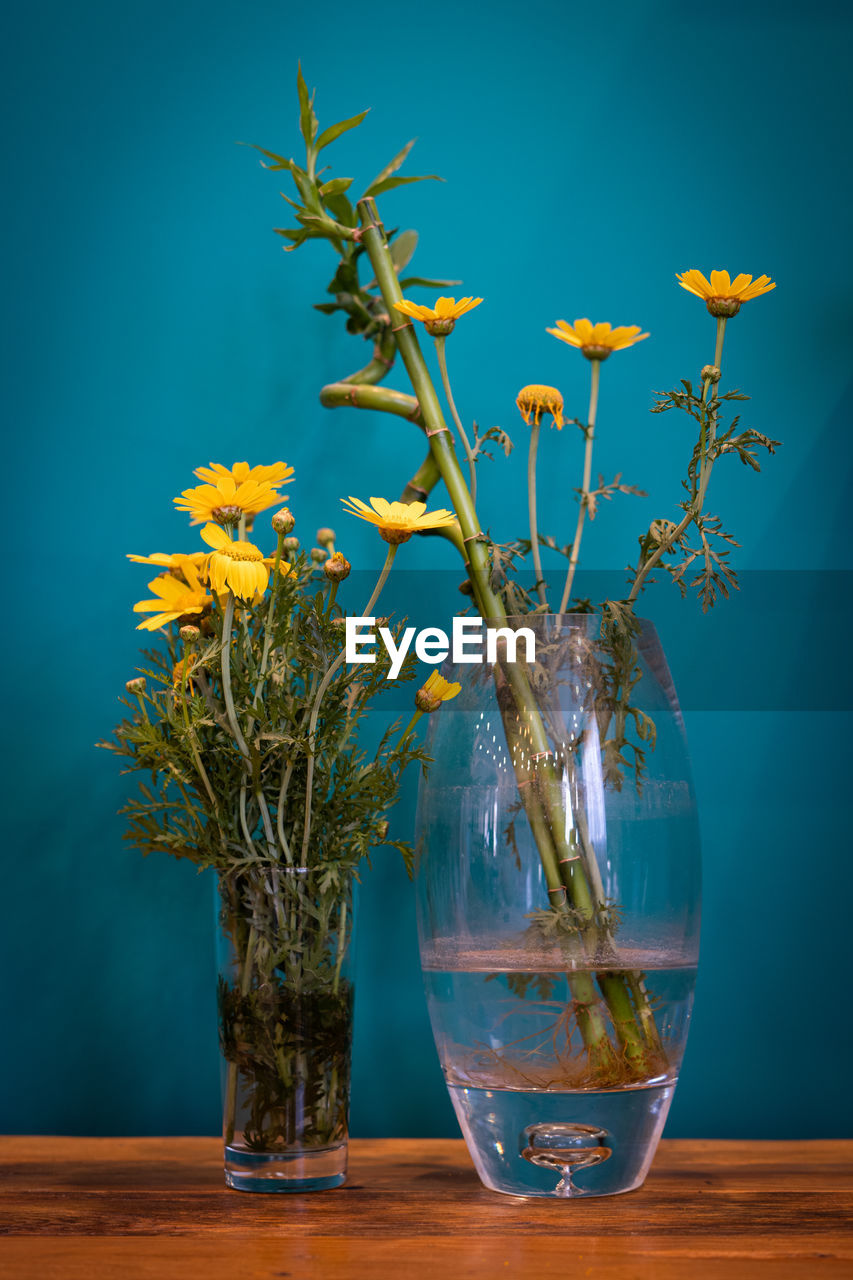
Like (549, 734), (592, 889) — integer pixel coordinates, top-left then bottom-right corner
(416, 615), (700, 1198)
(216, 865), (354, 1192)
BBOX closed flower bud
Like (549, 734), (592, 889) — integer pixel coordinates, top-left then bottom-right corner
(701, 365), (721, 384)
(272, 508), (295, 534)
(316, 527), (336, 547)
(310, 547), (328, 564)
(125, 677), (146, 694)
(179, 625), (200, 643)
(324, 552), (351, 582)
(375, 819), (389, 840)
(283, 537), (300, 551)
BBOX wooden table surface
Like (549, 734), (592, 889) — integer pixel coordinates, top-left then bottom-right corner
(0, 1137), (851, 1278)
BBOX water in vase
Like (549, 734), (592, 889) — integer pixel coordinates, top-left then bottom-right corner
(422, 949), (695, 1197)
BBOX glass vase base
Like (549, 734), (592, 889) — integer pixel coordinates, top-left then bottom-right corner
(449, 1080), (674, 1198)
(224, 1141), (347, 1193)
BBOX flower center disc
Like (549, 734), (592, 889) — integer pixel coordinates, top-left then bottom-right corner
(224, 543), (263, 562)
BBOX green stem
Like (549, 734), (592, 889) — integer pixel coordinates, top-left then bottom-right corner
(342, 332), (396, 385)
(300, 544), (398, 865)
(493, 667), (619, 1072)
(527, 419), (547, 607)
(252, 532), (285, 714)
(276, 760), (295, 863)
(395, 709), (423, 752)
(177, 646), (219, 812)
(434, 335), (476, 504)
(357, 198), (501, 622)
(222, 592), (280, 859)
(223, 922), (257, 1147)
(696, 318), (727, 509)
(357, 197), (656, 1079)
(400, 450), (441, 505)
(559, 358), (600, 615)
(320, 381), (423, 426)
(221, 594), (249, 757)
(628, 318), (728, 605)
(332, 900), (348, 996)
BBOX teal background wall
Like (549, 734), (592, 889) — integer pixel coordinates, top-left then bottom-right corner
(3, 0), (851, 1138)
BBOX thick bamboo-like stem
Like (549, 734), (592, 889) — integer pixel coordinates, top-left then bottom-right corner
(353, 198), (662, 1082)
(320, 382), (423, 427)
(494, 667), (620, 1076)
(357, 199), (501, 620)
(400, 450), (440, 504)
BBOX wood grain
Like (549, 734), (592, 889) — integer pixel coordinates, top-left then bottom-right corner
(0, 1137), (850, 1278)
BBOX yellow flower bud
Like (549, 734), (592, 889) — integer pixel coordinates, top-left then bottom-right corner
(179, 625), (200, 644)
(272, 508), (296, 534)
(125, 677), (146, 694)
(324, 552), (351, 582)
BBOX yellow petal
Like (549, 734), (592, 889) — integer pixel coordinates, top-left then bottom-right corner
(200, 523), (230, 551)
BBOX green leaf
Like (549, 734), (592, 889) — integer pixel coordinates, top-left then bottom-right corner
(390, 229), (418, 273)
(319, 177), (353, 198)
(290, 165), (316, 208)
(364, 138), (417, 196)
(296, 62), (318, 147)
(245, 144), (293, 172)
(315, 110), (369, 153)
(366, 174), (442, 198)
(398, 275), (462, 289)
(323, 192), (356, 227)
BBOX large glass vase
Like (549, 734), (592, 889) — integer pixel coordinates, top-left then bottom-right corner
(416, 615), (700, 1197)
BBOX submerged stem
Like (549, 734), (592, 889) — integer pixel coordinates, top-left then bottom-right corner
(223, 922), (257, 1146)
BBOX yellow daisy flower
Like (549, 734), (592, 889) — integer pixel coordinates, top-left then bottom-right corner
(200, 524), (271, 600)
(516, 384), (565, 429)
(394, 295), (483, 336)
(193, 461), (294, 488)
(133, 561), (212, 631)
(341, 496), (457, 545)
(547, 319), (649, 361)
(676, 269), (776, 317)
(174, 472), (290, 527)
(415, 670), (462, 712)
